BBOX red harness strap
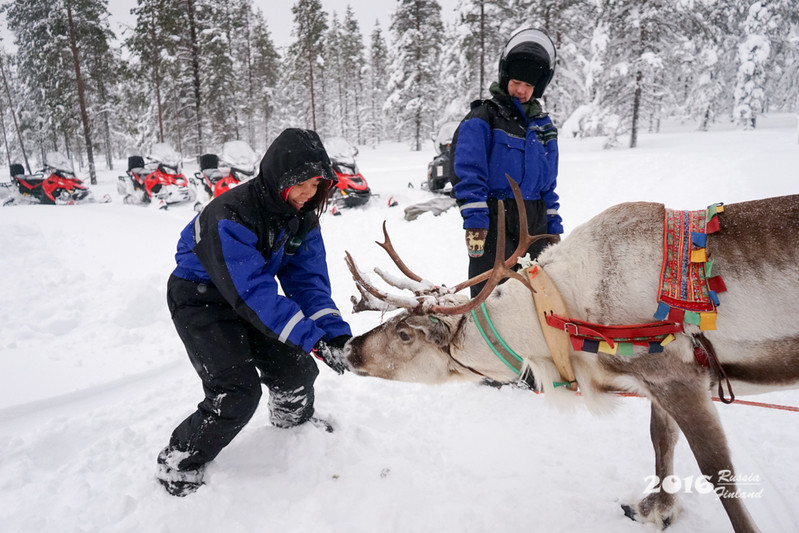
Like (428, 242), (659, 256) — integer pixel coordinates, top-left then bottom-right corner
(544, 313), (684, 348)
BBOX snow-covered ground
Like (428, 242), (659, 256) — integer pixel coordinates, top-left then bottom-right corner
(1, 116), (798, 533)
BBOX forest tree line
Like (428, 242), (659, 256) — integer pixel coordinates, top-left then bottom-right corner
(0, 0), (796, 182)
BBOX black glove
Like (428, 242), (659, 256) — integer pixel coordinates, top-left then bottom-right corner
(313, 335), (351, 374)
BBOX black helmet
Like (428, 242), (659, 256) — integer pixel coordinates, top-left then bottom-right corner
(498, 27), (557, 99)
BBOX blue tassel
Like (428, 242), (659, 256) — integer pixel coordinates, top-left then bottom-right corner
(709, 290), (720, 306)
(691, 231), (707, 248)
(582, 339), (600, 353)
(648, 342), (664, 353)
(654, 301), (670, 320)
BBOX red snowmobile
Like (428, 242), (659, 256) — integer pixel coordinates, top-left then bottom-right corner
(324, 136), (373, 212)
(117, 142), (193, 208)
(1, 152), (108, 206)
(189, 140), (258, 212)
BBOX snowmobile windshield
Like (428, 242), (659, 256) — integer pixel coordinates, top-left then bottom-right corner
(220, 141), (257, 173)
(435, 122), (460, 154)
(323, 136), (357, 165)
(502, 27), (556, 69)
(149, 143), (182, 170)
(44, 152), (74, 173)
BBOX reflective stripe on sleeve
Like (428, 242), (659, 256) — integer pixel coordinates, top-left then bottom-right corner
(547, 209), (559, 216)
(309, 308), (341, 321)
(459, 201), (488, 212)
(278, 310), (305, 344)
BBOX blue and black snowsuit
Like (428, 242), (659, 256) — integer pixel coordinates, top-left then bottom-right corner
(451, 86), (561, 296)
(164, 129), (351, 470)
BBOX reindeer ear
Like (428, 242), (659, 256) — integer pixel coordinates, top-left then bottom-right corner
(405, 314), (462, 347)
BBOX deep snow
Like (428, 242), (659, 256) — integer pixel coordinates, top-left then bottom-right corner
(1, 115), (798, 533)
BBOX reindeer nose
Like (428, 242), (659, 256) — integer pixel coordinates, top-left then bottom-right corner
(345, 336), (364, 369)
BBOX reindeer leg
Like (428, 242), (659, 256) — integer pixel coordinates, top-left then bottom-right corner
(622, 400), (682, 529)
(648, 382), (760, 533)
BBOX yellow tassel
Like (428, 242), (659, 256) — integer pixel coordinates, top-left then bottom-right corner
(598, 341), (617, 355)
(691, 249), (708, 263)
(717, 205), (725, 213)
(699, 312), (717, 330)
(660, 334), (676, 347)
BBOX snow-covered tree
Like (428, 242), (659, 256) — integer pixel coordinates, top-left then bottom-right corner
(340, 7), (366, 144)
(734, 1), (772, 129)
(285, 0), (328, 131)
(6, 0), (119, 180)
(127, 0), (184, 148)
(250, 11), (280, 149)
(386, 0), (444, 151)
(365, 21), (388, 146)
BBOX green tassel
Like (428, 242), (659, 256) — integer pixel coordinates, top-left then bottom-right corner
(617, 343), (634, 357)
(685, 311), (701, 325)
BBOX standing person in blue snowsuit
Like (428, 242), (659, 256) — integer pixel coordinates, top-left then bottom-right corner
(156, 128), (352, 497)
(451, 27), (562, 297)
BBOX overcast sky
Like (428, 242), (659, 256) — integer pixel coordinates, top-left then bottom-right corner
(256, 0), (461, 50)
(2, 1), (461, 53)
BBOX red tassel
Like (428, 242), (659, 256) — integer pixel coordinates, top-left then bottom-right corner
(570, 336), (583, 352)
(706, 216), (721, 234)
(708, 276), (727, 293)
(667, 307), (685, 322)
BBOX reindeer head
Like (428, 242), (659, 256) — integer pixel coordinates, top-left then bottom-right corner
(346, 307), (482, 383)
(344, 176), (555, 383)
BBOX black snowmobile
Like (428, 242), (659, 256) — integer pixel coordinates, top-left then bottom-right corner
(424, 121), (460, 195)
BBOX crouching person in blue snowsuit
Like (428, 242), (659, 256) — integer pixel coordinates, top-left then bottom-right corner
(452, 27), (563, 298)
(156, 128), (352, 496)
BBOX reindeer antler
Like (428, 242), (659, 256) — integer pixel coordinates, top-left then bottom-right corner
(345, 175), (547, 316)
(376, 221), (423, 283)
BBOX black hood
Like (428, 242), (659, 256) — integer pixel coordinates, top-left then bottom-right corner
(257, 128), (337, 202)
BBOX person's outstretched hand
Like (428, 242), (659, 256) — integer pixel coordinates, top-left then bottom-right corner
(313, 335), (352, 374)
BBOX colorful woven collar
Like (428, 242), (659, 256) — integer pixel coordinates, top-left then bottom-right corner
(653, 203), (727, 330)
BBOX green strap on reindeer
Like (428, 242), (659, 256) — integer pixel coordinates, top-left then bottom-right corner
(471, 303), (524, 375)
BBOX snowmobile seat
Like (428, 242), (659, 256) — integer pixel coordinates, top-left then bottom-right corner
(9, 163), (25, 178)
(128, 156), (145, 172)
(199, 153), (219, 171)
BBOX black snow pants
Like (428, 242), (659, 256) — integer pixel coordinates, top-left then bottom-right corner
(165, 274), (319, 470)
(468, 198), (549, 298)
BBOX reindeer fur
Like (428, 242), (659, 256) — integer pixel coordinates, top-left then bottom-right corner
(346, 195), (799, 533)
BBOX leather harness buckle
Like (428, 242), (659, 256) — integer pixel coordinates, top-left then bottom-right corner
(563, 322), (579, 336)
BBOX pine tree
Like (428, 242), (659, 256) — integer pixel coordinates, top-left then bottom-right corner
(324, 11), (345, 140)
(250, 14), (280, 148)
(443, 0), (511, 118)
(128, 0), (184, 147)
(386, 0), (444, 150)
(0, 50), (31, 172)
(286, 0), (328, 131)
(198, 0), (240, 149)
(365, 21), (388, 145)
(340, 7), (366, 144)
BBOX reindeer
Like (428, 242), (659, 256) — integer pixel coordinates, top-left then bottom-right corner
(342, 178), (799, 533)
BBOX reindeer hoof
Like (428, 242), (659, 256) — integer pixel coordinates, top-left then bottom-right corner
(621, 493), (681, 530)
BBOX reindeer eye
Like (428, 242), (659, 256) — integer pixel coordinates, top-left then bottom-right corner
(398, 331), (412, 342)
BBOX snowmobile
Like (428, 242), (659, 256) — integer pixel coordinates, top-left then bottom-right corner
(324, 136), (373, 212)
(2, 153), (108, 206)
(423, 121), (459, 195)
(189, 140), (258, 212)
(117, 142), (193, 208)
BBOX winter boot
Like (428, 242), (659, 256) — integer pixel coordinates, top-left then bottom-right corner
(268, 386), (315, 429)
(156, 447), (205, 497)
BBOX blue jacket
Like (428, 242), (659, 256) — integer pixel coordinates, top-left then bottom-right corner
(452, 94), (562, 233)
(172, 130), (351, 354)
